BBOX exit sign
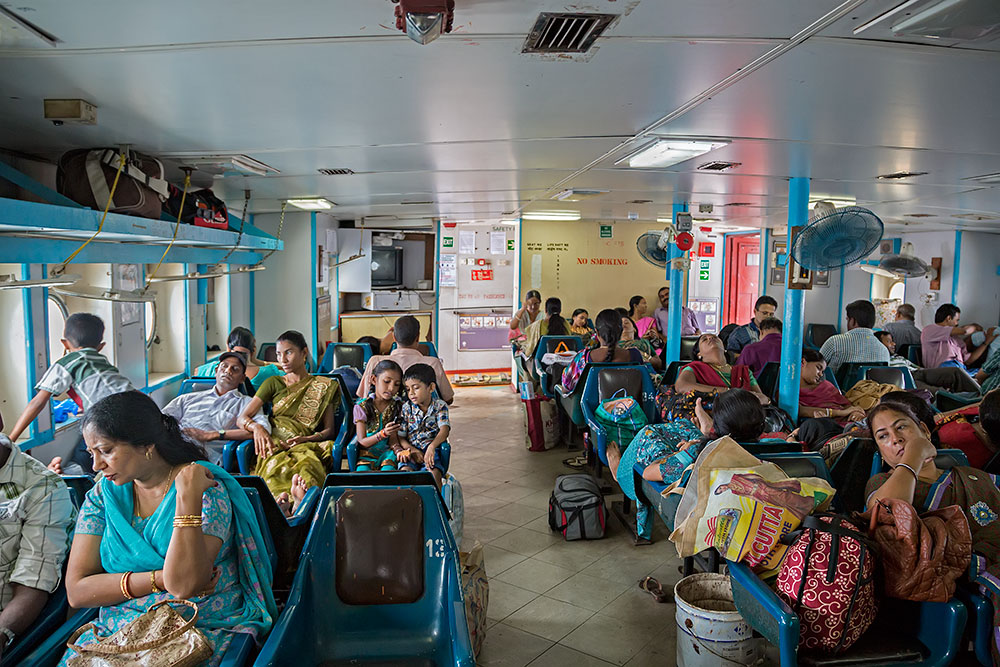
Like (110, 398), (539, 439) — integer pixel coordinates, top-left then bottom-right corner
(507, 239), (515, 251)
(699, 270), (710, 281)
(600, 225), (613, 238)
(700, 259), (710, 270)
(443, 237), (454, 248)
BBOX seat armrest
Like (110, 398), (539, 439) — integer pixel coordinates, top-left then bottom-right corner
(217, 632), (255, 667)
(288, 486), (320, 527)
(727, 560), (799, 666)
(236, 441), (255, 475)
(555, 384), (571, 399)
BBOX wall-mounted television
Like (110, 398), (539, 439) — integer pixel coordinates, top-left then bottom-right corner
(371, 246), (404, 288)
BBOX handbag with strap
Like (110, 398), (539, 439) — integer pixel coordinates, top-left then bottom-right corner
(65, 599), (212, 667)
(857, 498), (972, 602)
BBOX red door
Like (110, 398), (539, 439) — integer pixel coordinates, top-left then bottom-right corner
(724, 235), (760, 326)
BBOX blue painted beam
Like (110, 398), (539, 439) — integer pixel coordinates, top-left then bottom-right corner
(952, 230), (962, 304)
(0, 197), (280, 252)
(778, 178), (810, 421)
(665, 203), (688, 363)
(0, 159), (83, 209)
(0, 236), (264, 266)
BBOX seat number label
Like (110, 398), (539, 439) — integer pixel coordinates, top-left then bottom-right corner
(425, 538), (446, 557)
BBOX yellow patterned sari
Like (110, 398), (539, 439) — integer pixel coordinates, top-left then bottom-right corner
(253, 375), (340, 496)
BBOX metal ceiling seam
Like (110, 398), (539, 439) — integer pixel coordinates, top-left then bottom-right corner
(0, 34), (786, 59)
(515, 0), (871, 213)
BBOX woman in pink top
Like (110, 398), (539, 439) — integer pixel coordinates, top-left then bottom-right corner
(628, 295), (656, 339)
(920, 303), (995, 370)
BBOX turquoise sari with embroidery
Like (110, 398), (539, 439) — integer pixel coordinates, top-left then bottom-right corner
(60, 462), (277, 667)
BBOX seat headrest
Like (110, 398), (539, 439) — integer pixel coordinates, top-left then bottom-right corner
(597, 367), (642, 401)
(333, 346), (365, 368)
(336, 489), (424, 605)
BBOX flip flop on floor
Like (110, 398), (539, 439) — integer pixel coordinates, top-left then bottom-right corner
(562, 455), (587, 469)
(638, 576), (672, 603)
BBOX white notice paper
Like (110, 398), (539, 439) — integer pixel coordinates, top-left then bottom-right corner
(459, 231), (476, 255)
(439, 254), (457, 287)
(490, 231), (506, 255)
(530, 254), (542, 289)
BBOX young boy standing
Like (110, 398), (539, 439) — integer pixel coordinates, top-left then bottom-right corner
(397, 363), (451, 486)
(8, 313), (133, 471)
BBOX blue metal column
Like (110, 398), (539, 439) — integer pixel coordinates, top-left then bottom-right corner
(665, 203), (688, 363)
(778, 178), (809, 421)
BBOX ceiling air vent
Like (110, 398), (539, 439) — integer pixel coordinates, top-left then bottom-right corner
(698, 161), (742, 172)
(627, 199), (653, 204)
(877, 170), (928, 180)
(522, 12), (617, 54)
(318, 168), (354, 176)
(401, 200), (433, 205)
(723, 202), (753, 207)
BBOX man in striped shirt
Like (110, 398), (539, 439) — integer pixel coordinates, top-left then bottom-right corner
(0, 432), (74, 658)
(161, 352), (271, 465)
(819, 300), (890, 374)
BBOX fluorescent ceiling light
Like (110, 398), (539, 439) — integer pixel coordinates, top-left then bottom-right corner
(809, 197), (856, 209)
(964, 172), (1000, 184)
(852, 0), (922, 34)
(287, 198), (334, 210)
(616, 140), (730, 169)
(0, 273), (80, 290)
(522, 211), (581, 221)
(552, 189), (607, 201)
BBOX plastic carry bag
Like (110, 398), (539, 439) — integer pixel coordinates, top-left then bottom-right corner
(671, 437), (835, 574)
(594, 388), (649, 448)
(460, 541), (489, 657)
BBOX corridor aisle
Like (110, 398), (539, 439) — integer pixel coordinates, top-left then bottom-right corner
(448, 386), (683, 667)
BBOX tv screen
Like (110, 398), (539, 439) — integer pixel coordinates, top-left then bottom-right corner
(371, 246), (403, 288)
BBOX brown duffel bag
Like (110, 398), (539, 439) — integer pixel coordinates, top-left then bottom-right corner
(57, 148), (169, 219)
(858, 497), (972, 602)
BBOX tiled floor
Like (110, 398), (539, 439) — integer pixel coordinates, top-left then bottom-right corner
(449, 385), (683, 667)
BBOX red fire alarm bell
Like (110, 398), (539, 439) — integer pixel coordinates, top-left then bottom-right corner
(676, 232), (694, 251)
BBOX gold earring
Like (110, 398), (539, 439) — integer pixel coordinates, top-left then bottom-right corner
(146, 448), (153, 460)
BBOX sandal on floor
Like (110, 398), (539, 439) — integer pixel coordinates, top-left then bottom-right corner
(562, 455), (587, 469)
(638, 576), (671, 603)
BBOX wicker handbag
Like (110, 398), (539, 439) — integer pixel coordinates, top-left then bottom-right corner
(65, 599), (212, 667)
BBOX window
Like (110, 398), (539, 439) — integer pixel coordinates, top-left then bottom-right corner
(144, 300), (156, 349)
(47, 293), (68, 364)
(888, 280), (905, 302)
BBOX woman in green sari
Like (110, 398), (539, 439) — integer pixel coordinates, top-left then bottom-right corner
(238, 331), (340, 497)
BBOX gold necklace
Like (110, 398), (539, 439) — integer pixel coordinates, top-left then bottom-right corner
(132, 465), (179, 518)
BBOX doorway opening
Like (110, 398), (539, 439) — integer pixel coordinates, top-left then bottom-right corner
(723, 234), (760, 327)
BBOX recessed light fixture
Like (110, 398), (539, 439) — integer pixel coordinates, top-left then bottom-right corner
(318, 168), (355, 176)
(877, 170), (928, 180)
(615, 140), (730, 169)
(522, 210), (581, 221)
(286, 198), (334, 210)
(552, 189), (606, 201)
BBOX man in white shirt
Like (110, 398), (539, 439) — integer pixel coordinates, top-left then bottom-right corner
(161, 352), (271, 465)
(0, 431), (74, 659)
(357, 316), (454, 404)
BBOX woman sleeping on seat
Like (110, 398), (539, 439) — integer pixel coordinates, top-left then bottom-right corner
(798, 349), (865, 425)
(61, 391), (276, 667)
(560, 309), (644, 393)
(865, 402), (1000, 665)
(674, 333), (770, 405)
(620, 315), (664, 371)
(238, 330), (340, 498)
(605, 388), (772, 540)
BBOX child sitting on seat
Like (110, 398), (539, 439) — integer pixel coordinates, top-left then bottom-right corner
(397, 363), (451, 486)
(353, 360), (403, 471)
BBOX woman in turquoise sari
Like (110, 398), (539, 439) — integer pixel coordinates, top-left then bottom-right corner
(61, 391), (277, 666)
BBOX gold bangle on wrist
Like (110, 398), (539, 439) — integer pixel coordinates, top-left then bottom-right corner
(172, 513), (204, 528)
(121, 571), (134, 600)
(150, 570), (162, 594)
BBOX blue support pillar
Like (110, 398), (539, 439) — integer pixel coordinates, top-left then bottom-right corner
(665, 203), (688, 363)
(778, 178), (810, 421)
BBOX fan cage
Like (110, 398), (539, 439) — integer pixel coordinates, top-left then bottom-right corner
(790, 206), (884, 271)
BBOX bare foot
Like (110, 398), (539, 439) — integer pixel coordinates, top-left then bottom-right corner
(606, 441), (622, 481)
(47, 456), (64, 475)
(290, 474), (308, 506)
(275, 492), (292, 517)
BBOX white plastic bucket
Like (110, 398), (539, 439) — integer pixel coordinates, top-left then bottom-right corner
(674, 573), (763, 667)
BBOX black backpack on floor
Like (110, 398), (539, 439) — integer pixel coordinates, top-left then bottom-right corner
(548, 474), (606, 541)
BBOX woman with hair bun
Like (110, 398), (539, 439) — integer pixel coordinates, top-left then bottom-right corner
(60, 391), (276, 666)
